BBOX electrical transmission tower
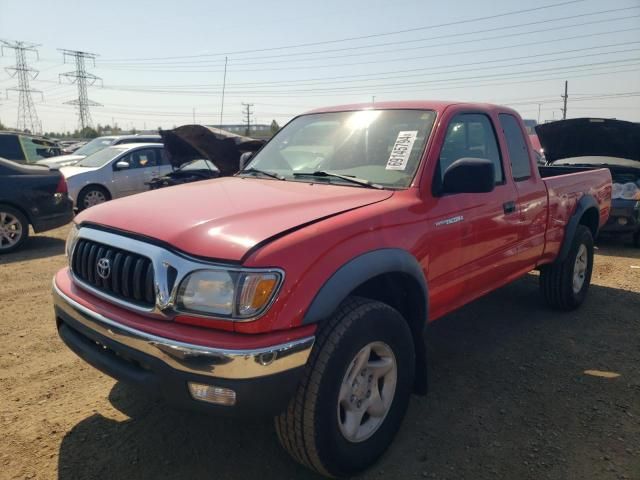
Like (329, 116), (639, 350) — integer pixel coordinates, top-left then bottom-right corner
(1, 40), (43, 133)
(59, 49), (102, 131)
(242, 103), (254, 136)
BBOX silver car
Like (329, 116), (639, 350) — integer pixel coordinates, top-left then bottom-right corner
(61, 143), (172, 210)
(36, 134), (162, 169)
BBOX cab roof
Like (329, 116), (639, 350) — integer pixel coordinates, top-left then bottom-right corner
(305, 100), (518, 116)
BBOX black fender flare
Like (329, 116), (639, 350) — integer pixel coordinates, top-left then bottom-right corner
(556, 194), (599, 263)
(303, 248), (429, 394)
(303, 248), (427, 325)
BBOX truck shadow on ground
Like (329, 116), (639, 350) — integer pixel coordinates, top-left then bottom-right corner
(0, 234), (64, 265)
(57, 276), (640, 480)
(595, 235), (640, 259)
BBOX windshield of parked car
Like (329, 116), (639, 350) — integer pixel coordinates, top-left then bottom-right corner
(74, 137), (115, 156)
(243, 109), (436, 188)
(76, 146), (123, 168)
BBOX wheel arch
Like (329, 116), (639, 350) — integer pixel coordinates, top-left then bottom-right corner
(78, 183), (112, 203)
(0, 201), (33, 226)
(303, 248), (429, 394)
(556, 194), (599, 263)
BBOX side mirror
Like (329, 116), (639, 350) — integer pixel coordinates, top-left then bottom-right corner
(115, 161), (130, 170)
(442, 158), (495, 194)
(239, 151), (254, 170)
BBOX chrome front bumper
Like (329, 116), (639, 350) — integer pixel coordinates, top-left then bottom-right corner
(53, 280), (315, 380)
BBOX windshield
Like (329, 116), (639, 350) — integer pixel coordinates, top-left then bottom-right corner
(244, 109), (436, 188)
(74, 137), (115, 156)
(76, 146), (123, 168)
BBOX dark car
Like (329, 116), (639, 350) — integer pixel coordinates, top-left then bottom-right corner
(537, 118), (640, 246)
(0, 131), (62, 164)
(0, 158), (74, 253)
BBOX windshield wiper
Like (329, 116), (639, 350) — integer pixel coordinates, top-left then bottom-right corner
(239, 167), (286, 180)
(292, 171), (383, 189)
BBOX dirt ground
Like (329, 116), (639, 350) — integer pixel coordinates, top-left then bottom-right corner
(1, 225), (638, 480)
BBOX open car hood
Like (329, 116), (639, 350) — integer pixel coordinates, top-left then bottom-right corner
(159, 125), (265, 175)
(536, 118), (640, 163)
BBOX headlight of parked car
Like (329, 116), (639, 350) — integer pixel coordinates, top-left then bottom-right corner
(65, 223), (79, 258)
(176, 269), (282, 319)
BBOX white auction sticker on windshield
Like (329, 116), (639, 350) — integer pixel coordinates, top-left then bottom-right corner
(386, 131), (418, 170)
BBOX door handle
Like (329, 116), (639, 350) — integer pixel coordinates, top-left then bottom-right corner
(503, 201), (517, 214)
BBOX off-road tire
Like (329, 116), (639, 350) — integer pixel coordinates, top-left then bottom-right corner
(0, 205), (29, 254)
(274, 296), (415, 478)
(540, 225), (594, 310)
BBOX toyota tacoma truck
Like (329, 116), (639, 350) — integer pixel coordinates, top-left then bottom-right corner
(53, 101), (611, 478)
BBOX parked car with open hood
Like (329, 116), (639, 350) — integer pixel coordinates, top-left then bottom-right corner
(147, 125), (264, 189)
(61, 143), (170, 210)
(36, 134), (162, 169)
(0, 157), (73, 253)
(537, 118), (640, 246)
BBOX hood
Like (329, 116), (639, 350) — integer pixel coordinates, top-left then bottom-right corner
(536, 118), (640, 163)
(77, 177), (393, 261)
(159, 125), (265, 175)
(36, 154), (85, 168)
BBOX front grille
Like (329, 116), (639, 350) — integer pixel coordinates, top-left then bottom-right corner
(71, 238), (155, 307)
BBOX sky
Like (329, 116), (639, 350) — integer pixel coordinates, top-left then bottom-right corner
(0, 0), (639, 134)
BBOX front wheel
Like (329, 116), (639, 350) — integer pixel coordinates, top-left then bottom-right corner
(275, 297), (415, 478)
(77, 186), (110, 211)
(540, 224), (594, 310)
(0, 206), (29, 254)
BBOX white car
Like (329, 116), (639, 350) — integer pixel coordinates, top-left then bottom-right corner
(36, 134), (162, 169)
(61, 143), (172, 210)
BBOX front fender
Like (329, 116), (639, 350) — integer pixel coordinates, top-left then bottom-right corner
(302, 248), (427, 325)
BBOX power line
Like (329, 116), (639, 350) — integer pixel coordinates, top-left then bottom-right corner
(1, 40), (43, 133)
(58, 49), (102, 130)
(99, 5), (639, 68)
(101, 0), (584, 62)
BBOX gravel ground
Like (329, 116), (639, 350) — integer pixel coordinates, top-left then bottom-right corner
(1, 225), (638, 480)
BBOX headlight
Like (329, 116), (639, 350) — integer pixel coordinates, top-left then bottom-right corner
(176, 269), (282, 319)
(612, 182), (640, 200)
(65, 223), (79, 258)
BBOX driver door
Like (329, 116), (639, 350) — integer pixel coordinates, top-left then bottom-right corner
(110, 148), (159, 198)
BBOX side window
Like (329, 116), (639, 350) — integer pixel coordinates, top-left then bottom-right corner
(438, 114), (503, 185)
(119, 149), (158, 169)
(499, 114), (532, 181)
(0, 135), (25, 161)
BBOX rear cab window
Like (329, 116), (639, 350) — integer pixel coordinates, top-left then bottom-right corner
(499, 114), (532, 181)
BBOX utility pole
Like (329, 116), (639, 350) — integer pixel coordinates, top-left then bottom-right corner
(242, 103), (254, 136)
(59, 49), (102, 131)
(561, 80), (568, 120)
(1, 40), (43, 133)
(537, 103), (542, 124)
(220, 56), (228, 128)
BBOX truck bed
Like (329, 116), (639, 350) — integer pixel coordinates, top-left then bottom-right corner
(540, 166), (612, 262)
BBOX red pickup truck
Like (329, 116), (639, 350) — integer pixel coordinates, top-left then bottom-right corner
(53, 101), (611, 477)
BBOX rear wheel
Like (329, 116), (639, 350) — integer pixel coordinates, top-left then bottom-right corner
(633, 230), (640, 248)
(275, 297), (415, 478)
(0, 206), (29, 254)
(78, 185), (110, 211)
(540, 225), (594, 310)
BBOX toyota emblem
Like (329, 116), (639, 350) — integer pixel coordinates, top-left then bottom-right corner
(96, 257), (111, 280)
